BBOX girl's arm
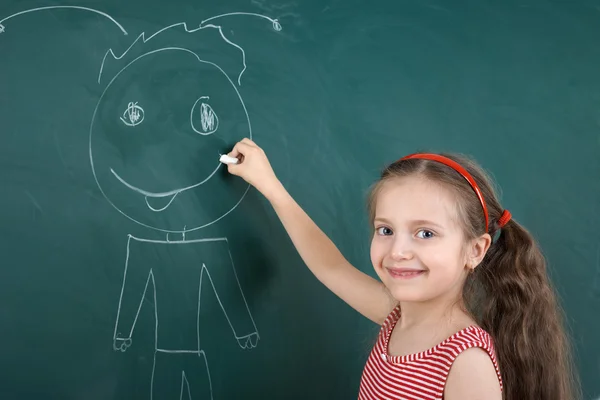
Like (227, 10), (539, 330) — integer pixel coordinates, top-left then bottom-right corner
(225, 138), (396, 324)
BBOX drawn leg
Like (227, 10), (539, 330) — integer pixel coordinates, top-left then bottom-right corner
(198, 238), (258, 349)
(151, 351), (185, 400)
(181, 351), (213, 400)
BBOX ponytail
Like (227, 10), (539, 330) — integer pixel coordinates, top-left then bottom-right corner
(465, 218), (581, 400)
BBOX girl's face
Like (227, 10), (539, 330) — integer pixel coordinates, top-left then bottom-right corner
(370, 176), (475, 304)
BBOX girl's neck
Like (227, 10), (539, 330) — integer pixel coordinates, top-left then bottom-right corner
(396, 298), (468, 331)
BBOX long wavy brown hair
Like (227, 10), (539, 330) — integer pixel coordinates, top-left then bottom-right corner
(367, 153), (580, 400)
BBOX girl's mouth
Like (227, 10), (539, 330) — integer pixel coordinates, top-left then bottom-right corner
(386, 268), (426, 279)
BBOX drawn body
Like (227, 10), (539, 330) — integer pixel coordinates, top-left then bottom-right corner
(113, 236), (258, 399)
(93, 12), (282, 399)
(1, 5), (280, 397)
(88, 11), (283, 399)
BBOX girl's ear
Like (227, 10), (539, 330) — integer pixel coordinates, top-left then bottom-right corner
(470, 233), (492, 268)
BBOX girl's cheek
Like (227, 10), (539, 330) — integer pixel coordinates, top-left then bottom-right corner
(370, 241), (384, 266)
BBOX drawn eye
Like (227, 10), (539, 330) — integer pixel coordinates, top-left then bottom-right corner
(120, 101), (144, 127)
(191, 96), (219, 135)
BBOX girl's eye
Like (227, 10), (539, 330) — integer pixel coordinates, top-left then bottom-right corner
(376, 226), (393, 236)
(416, 229), (435, 239)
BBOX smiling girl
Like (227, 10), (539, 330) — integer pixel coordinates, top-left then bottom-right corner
(224, 138), (579, 400)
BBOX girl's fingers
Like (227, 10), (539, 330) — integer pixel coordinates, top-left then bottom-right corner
(241, 137), (258, 147)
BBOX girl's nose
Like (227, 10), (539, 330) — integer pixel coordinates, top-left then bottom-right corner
(390, 234), (413, 261)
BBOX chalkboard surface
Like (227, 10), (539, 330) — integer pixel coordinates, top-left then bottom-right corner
(1, 1), (599, 399)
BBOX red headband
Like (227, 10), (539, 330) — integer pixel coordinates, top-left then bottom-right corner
(399, 153), (511, 233)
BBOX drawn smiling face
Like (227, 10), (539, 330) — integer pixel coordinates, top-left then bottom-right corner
(90, 48), (252, 232)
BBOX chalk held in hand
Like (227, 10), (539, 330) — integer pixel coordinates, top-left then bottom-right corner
(219, 154), (239, 164)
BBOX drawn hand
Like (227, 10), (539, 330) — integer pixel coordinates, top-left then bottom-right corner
(225, 138), (283, 200)
(113, 337), (132, 352)
(237, 332), (259, 349)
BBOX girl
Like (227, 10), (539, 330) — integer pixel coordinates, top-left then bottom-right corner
(224, 138), (580, 400)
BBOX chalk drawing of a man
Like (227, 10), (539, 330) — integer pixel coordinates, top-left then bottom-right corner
(89, 14), (281, 399)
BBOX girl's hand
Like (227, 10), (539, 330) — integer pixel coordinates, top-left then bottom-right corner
(226, 138), (283, 200)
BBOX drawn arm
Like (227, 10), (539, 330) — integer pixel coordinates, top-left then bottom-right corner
(113, 235), (154, 351)
(199, 239), (259, 349)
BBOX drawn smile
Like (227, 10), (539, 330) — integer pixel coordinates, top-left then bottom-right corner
(110, 162), (222, 212)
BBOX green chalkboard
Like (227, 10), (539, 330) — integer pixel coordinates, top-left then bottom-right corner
(0, 1), (599, 399)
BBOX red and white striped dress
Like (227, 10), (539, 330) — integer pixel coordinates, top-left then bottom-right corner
(358, 305), (503, 399)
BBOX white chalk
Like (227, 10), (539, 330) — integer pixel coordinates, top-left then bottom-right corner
(219, 154), (239, 164)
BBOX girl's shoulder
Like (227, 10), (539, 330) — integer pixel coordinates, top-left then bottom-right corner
(441, 325), (504, 397)
(444, 329), (504, 398)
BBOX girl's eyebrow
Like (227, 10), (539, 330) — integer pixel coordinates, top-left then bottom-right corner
(410, 219), (445, 229)
(373, 217), (445, 230)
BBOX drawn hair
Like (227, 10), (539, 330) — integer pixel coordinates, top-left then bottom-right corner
(98, 22), (243, 85)
(367, 153), (581, 400)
